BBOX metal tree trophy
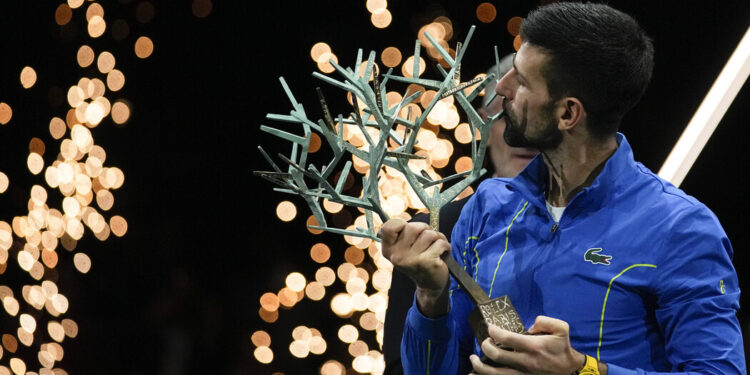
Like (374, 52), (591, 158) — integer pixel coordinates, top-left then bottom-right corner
(255, 26), (526, 346)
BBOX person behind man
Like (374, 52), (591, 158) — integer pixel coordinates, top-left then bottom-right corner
(382, 56), (538, 375)
(381, 3), (745, 375)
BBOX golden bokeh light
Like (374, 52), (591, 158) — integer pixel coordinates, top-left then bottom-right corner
(0, 103), (13, 125)
(309, 336), (327, 355)
(55, 4), (73, 26)
(514, 34), (523, 51)
(418, 23), (446, 45)
(371, 8), (392, 29)
(260, 292), (280, 312)
(330, 293), (353, 317)
(359, 312), (378, 331)
(310, 42), (331, 63)
(289, 340), (310, 358)
(109, 215), (128, 237)
(259, 307), (279, 323)
(254, 346), (273, 364)
(292, 325), (310, 341)
(73, 253), (91, 273)
(19, 314), (36, 333)
(278, 287), (298, 309)
(251, 330), (271, 347)
(309, 132), (322, 153)
(306, 215), (323, 235)
(365, 0), (387, 13)
(381, 47), (402, 68)
(87, 15), (106, 38)
(135, 36), (154, 59)
(337, 324), (359, 344)
(27, 153), (44, 175)
(0, 172), (9, 194)
(353, 354), (375, 373)
(97, 51), (116, 74)
(322, 198), (343, 214)
(67, 86), (85, 108)
(47, 321), (65, 342)
(316, 52), (339, 74)
(111, 100), (131, 124)
(305, 281), (325, 301)
(315, 267), (335, 286)
(67, 0), (84, 9)
(29, 137), (46, 156)
(507, 16), (523, 36)
(346, 277), (367, 295)
(344, 246), (365, 265)
(285, 272), (306, 293)
(455, 156), (473, 173)
(455, 122), (474, 144)
(77, 45), (95, 68)
(86, 2), (104, 21)
(2, 334), (18, 353)
(9, 358), (25, 375)
(349, 340), (369, 357)
(62, 318), (78, 338)
(476, 2), (497, 23)
(336, 262), (356, 282)
(320, 360), (345, 375)
(276, 201), (297, 222)
(20, 66), (37, 89)
(401, 56), (426, 78)
(310, 243), (331, 263)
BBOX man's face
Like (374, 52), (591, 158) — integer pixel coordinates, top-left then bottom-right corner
(495, 43), (563, 151)
(480, 95), (538, 178)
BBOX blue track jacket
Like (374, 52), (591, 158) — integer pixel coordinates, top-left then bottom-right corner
(401, 134), (745, 374)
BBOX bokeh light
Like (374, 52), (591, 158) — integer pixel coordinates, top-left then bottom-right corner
(507, 16), (524, 36)
(276, 201), (297, 222)
(20, 67), (37, 89)
(476, 3), (497, 23)
(134, 36), (154, 59)
(0, 103), (12, 125)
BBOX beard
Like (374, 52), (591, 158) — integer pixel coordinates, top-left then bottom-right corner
(503, 99), (563, 150)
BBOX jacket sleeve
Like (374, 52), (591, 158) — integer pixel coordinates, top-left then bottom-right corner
(400, 194), (480, 374)
(607, 205), (745, 375)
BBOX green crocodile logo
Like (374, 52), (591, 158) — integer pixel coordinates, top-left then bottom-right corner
(584, 248), (612, 265)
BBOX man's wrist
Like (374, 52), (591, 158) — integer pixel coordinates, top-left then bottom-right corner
(572, 354), (606, 375)
(415, 286), (449, 318)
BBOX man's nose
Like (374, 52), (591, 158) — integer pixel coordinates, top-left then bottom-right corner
(495, 70), (515, 101)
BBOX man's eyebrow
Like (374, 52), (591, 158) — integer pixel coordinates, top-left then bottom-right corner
(511, 53), (529, 85)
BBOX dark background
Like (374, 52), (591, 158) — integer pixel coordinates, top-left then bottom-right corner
(0, 1), (748, 374)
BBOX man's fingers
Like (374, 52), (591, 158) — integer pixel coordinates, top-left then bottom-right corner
(488, 325), (532, 353)
(379, 218), (407, 246)
(400, 221), (431, 248)
(423, 237), (451, 260)
(469, 354), (524, 375)
(411, 229), (441, 254)
(480, 338), (526, 371)
(527, 315), (568, 335)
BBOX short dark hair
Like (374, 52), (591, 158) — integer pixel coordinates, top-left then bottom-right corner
(520, 2), (654, 138)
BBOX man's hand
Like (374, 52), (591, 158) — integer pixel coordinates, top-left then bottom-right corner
(469, 316), (594, 375)
(380, 218), (451, 318)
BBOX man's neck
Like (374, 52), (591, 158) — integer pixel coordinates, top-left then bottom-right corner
(541, 135), (618, 207)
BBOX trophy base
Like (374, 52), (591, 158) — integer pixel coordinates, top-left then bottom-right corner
(467, 295), (526, 366)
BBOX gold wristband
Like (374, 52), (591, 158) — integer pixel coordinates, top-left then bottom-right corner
(573, 354), (600, 375)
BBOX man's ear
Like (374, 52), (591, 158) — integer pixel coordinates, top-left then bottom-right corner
(557, 97), (585, 131)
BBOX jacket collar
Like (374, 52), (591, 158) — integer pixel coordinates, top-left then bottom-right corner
(508, 133), (637, 212)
